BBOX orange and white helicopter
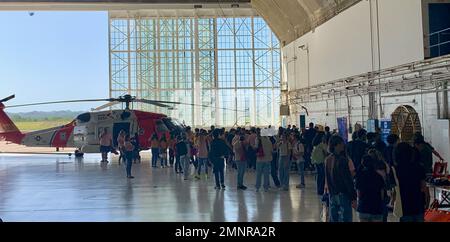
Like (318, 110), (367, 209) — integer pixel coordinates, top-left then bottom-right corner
(0, 94), (188, 157)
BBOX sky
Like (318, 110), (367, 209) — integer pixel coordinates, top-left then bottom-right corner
(0, 11), (109, 113)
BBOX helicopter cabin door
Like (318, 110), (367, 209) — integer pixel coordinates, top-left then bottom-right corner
(113, 122), (130, 147)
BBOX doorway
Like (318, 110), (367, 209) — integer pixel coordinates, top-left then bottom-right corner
(112, 122), (130, 147)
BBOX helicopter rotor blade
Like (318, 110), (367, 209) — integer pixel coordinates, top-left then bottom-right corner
(135, 98), (181, 105)
(91, 101), (121, 111)
(0, 94), (15, 103)
(4, 99), (113, 109)
(134, 99), (173, 108)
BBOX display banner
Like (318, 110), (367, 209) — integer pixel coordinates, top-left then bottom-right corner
(337, 117), (348, 143)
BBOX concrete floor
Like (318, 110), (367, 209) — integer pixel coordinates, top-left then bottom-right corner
(0, 152), (395, 222)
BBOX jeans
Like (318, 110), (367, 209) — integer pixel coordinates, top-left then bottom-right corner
(151, 148), (159, 167)
(256, 162), (270, 190)
(125, 152), (133, 177)
(175, 155), (182, 172)
(247, 149), (256, 169)
(329, 193), (353, 222)
(236, 161), (246, 187)
(160, 149), (167, 166)
(181, 155), (190, 179)
(278, 156), (291, 189)
(315, 163), (325, 195)
(271, 152), (281, 187)
(400, 214), (424, 222)
(169, 149), (174, 166)
(212, 157), (225, 187)
(297, 161), (305, 186)
(197, 158), (209, 176)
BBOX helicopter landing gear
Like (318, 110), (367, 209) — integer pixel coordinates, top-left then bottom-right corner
(74, 149), (84, 158)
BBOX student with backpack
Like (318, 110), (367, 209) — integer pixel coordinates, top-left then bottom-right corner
(311, 133), (328, 195)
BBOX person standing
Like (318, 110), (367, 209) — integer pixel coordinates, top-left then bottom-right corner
(124, 135), (135, 179)
(233, 134), (248, 190)
(269, 134), (281, 189)
(311, 134), (329, 195)
(394, 143), (429, 222)
(99, 128), (112, 163)
(174, 135), (185, 174)
(355, 155), (385, 222)
(159, 135), (168, 168)
(209, 129), (230, 190)
(117, 130), (126, 164)
(150, 133), (160, 168)
(195, 129), (210, 180)
(131, 132), (141, 164)
(254, 132), (273, 192)
(168, 133), (176, 167)
(384, 134), (399, 167)
(347, 129), (368, 171)
(246, 128), (258, 170)
(292, 134), (306, 189)
(325, 136), (357, 222)
(176, 134), (189, 179)
(303, 122), (317, 170)
(277, 132), (292, 191)
(414, 133), (444, 175)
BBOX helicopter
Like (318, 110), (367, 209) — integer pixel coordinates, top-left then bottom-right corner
(0, 94), (188, 157)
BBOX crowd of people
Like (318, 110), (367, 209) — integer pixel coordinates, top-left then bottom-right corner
(99, 122), (444, 222)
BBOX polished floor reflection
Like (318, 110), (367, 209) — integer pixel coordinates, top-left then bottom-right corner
(0, 153), (393, 222)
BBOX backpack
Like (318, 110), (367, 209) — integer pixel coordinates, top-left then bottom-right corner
(312, 144), (326, 165)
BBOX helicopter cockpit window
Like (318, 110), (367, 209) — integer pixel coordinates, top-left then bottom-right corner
(76, 113), (91, 123)
(155, 120), (169, 133)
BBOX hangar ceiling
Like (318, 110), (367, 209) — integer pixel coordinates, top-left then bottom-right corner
(251, 0), (362, 46)
(0, 0), (363, 46)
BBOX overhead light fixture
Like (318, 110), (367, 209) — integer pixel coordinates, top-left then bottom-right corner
(231, 3), (239, 8)
(194, 4), (202, 9)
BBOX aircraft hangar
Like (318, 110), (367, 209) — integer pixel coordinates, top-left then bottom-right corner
(0, 0), (450, 225)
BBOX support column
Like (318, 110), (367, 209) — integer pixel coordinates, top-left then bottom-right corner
(127, 19), (132, 95)
(213, 18), (220, 126)
(194, 17), (201, 127)
(369, 0), (382, 120)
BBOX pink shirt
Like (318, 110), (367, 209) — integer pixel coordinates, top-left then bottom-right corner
(100, 133), (112, 146)
(196, 137), (209, 159)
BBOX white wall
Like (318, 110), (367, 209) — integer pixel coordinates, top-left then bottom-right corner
(378, 0), (425, 69)
(283, 0), (425, 91)
(281, 0), (450, 164)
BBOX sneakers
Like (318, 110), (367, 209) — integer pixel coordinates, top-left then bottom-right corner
(237, 186), (247, 190)
(215, 186), (221, 190)
(296, 184), (305, 189)
(264, 188), (269, 192)
(127, 176), (134, 179)
(194, 175), (201, 180)
(221, 184), (226, 190)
